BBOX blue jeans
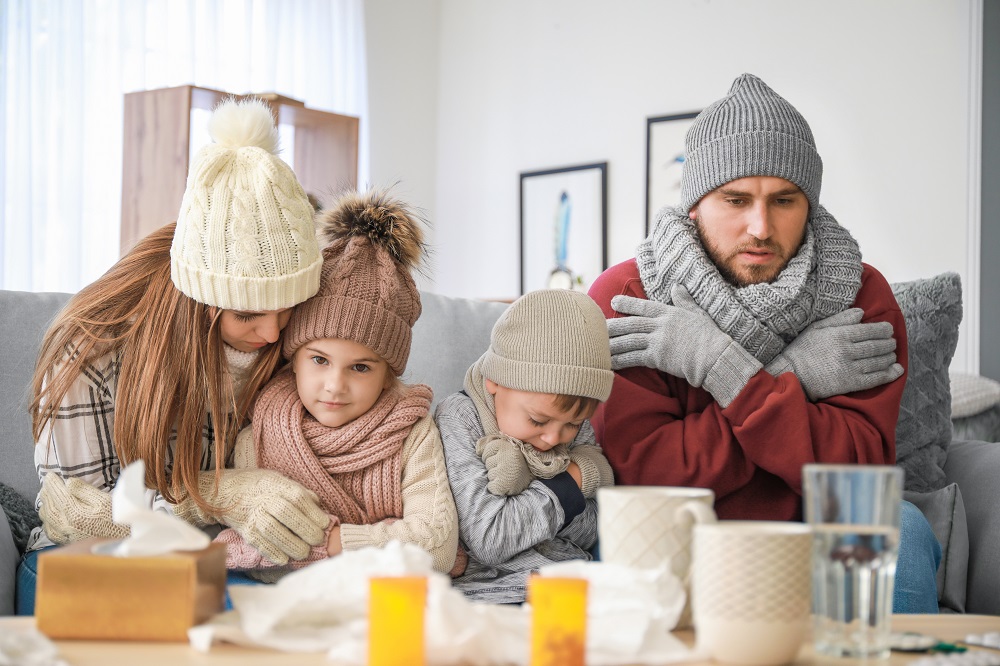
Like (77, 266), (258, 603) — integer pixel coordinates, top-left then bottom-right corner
(14, 549), (42, 616)
(16, 547), (261, 614)
(893, 499), (941, 613)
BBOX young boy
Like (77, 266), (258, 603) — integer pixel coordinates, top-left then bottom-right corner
(435, 289), (615, 603)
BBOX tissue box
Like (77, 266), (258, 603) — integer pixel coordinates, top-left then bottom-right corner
(35, 537), (227, 641)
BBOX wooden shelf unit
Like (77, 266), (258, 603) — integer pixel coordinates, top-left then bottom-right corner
(121, 85), (358, 255)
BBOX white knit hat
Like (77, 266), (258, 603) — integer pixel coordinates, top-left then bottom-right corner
(170, 97), (322, 311)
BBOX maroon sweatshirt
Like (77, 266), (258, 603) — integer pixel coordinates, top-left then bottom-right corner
(589, 259), (907, 521)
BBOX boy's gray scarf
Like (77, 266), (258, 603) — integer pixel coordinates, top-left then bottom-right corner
(636, 205), (863, 365)
(464, 360), (571, 479)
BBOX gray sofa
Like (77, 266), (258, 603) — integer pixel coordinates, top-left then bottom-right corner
(2, 281), (997, 615)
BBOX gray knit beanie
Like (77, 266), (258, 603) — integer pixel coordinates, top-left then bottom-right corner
(680, 73), (823, 212)
(480, 289), (613, 402)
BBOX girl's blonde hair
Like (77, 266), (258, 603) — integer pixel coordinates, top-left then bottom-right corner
(29, 222), (283, 513)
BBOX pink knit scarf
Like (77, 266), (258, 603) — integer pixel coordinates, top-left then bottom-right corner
(253, 369), (432, 525)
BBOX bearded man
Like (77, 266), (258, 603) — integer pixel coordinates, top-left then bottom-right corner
(589, 73), (941, 613)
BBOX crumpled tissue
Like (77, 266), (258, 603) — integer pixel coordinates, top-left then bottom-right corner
(94, 460), (210, 557)
(0, 626), (69, 666)
(536, 560), (700, 665)
(190, 541), (701, 665)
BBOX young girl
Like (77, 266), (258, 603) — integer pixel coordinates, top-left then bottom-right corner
(214, 189), (459, 579)
(436, 289), (615, 603)
(19, 98), (329, 613)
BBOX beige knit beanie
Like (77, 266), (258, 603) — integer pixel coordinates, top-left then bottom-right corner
(480, 289), (613, 402)
(282, 189), (426, 375)
(170, 97), (322, 311)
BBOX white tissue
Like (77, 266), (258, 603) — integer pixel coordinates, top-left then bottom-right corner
(0, 626), (69, 666)
(190, 542), (527, 664)
(190, 542), (701, 666)
(97, 460), (210, 557)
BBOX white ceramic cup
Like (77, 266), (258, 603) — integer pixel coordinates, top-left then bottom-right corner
(597, 486), (716, 627)
(692, 521), (813, 666)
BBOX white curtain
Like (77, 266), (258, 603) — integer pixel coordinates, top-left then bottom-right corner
(0, 0), (368, 293)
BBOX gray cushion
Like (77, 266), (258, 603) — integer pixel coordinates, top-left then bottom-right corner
(0, 483), (40, 555)
(0, 290), (71, 506)
(407, 291), (509, 407)
(903, 483), (969, 613)
(890, 273), (962, 493)
(950, 371), (1000, 419)
(943, 438), (1000, 614)
(0, 511), (17, 615)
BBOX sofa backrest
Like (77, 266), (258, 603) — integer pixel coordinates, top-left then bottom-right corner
(0, 290), (72, 505)
(407, 291), (509, 408)
(0, 288), (507, 504)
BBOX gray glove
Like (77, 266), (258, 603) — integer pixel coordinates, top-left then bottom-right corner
(765, 308), (904, 401)
(174, 468), (330, 565)
(608, 285), (762, 407)
(568, 445), (615, 498)
(476, 436), (533, 496)
(39, 473), (129, 544)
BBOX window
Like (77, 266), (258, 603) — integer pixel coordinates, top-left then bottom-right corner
(0, 0), (368, 292)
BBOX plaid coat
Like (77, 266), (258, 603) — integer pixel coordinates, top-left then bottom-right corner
(27, 350), (242, 551)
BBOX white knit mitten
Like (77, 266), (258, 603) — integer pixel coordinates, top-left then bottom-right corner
(38, 473), (129, 544)
(215, 519), (336, 569)
(174, 468), (330, 565)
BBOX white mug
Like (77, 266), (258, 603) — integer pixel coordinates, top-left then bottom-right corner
(597, 486), (716, 627)
(692, 521), (813, 665)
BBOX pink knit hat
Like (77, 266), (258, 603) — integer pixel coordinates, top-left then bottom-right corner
(282, 189), (426, 375)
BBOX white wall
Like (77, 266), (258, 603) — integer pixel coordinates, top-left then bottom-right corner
(364, 0), (442, 291)
(367, 0), (979, 371)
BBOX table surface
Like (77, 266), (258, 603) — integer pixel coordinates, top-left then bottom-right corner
(2, 614), (999, 665)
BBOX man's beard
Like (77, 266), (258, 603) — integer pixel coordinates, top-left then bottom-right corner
(694, 218), (790, 287)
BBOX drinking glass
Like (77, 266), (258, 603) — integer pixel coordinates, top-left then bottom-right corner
(802, 464), (903, 659)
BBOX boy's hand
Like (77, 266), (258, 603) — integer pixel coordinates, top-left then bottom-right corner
(478, 437), (533, 496)
(566, 462), (583, 489)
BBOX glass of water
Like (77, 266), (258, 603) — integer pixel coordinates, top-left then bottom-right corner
(802, 464), (903, 659)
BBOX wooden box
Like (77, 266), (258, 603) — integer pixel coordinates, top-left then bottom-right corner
(35, 538), (226, 641)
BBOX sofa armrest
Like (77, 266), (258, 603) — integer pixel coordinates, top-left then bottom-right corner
(0, 511), (17, 616)
(942, 437), (1000, 614)
(903, 483), (968, 613)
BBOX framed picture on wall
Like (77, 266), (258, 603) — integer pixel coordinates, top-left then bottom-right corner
(646, 111), (700, 235)
(519, 162), (607, 296)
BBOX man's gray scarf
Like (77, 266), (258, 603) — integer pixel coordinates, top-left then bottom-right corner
(636, 205), (863, 365)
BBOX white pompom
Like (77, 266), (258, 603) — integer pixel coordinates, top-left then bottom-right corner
(208, 97), (279, 154)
